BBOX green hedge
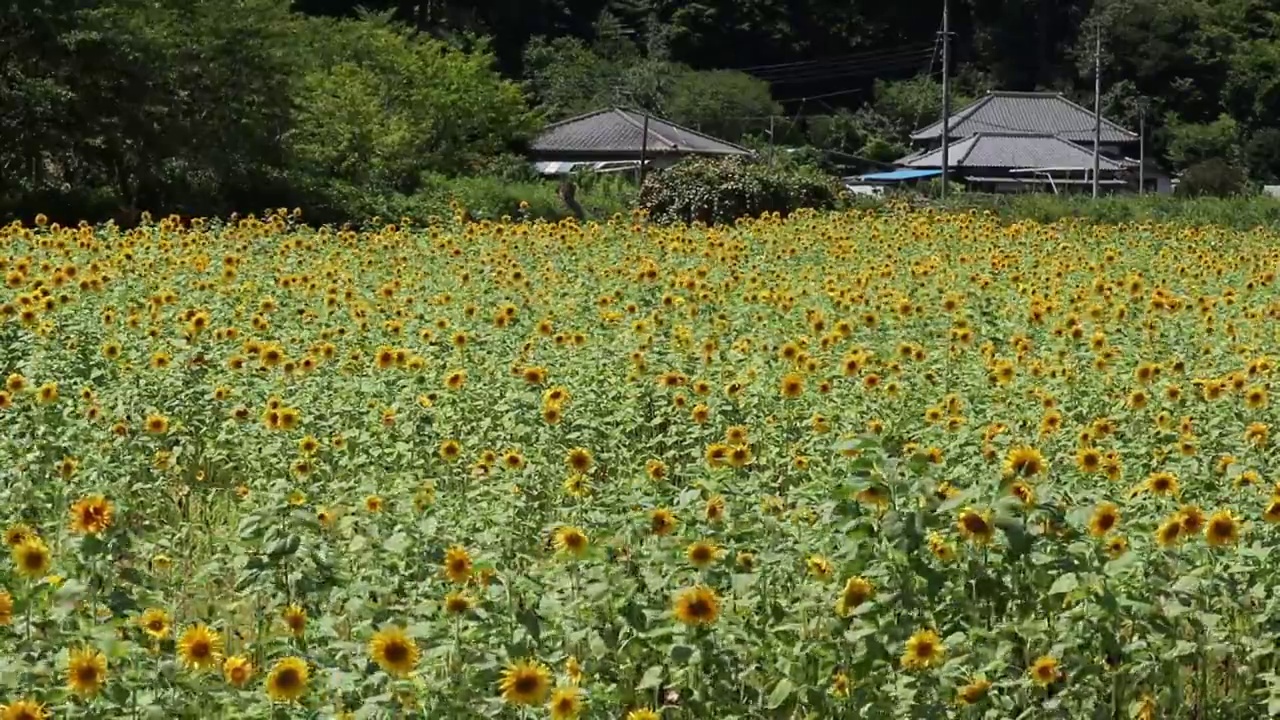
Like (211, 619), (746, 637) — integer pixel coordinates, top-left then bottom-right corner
(638, 156), (843, 225)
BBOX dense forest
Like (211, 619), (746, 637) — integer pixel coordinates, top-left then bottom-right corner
(5, 0), (1280, 223)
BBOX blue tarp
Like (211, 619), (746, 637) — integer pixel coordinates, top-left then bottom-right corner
(858, 169), (943, 181)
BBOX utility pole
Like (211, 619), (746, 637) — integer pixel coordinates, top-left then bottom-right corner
(940, 0), (951, 198)
(1138, 100), (1146, 195)
(1092, 22), (1102, 198)
(639, 111), (650, 188)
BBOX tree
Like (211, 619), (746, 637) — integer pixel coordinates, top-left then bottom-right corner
(1165, 114), (1241, 170)
(1244, 128), (1280, 184)
(663, 69), (778, 141)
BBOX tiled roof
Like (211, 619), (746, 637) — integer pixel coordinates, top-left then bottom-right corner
(530, 108), (750, 157)
(911, 92), (1137, 144)
(898, 132), (1127, 170)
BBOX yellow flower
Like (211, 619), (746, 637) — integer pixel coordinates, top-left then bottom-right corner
(223, 656), (254, 687)
(547, 685), (583, 720)
(68, 494), (114, 536)
(139, 608), (171, 639)
(553, 526), (588, 558)
(265, 656), (308, 702)
(956, 507), (994, 544)
(66, 646), (108, 697)
(0, 589), (11, 627)
(11, 537), (50, 578)
(1088, 502), (1120, 537)
(1004, 446), (1045, 478)
(177, 624), (223, 670)
(836, 576), (874, 616)
(281, 604), (307, 637)
(369, 626), (420, 677)
(0, 699), (47, 720)
(901, 629), (945, 670)
(565, 447), (593, 473)
(1205, 509), (1240, 547)
(1028, 655), (1061, 686)
(672, 585), (721, 626)
(956, 677), (991, 705)
(499, 659), (552, 706)
(686, 540), (720, 569)
(443, 546), (473, 584)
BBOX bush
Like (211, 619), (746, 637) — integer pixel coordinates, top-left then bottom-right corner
(1176, 158), (1251, 197)
(639, 157), (843, 225)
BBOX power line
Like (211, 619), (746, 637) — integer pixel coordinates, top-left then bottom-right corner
(748, 48), (935, 80)
(733, 43), (936, 74)
(756, 54), (937, 85)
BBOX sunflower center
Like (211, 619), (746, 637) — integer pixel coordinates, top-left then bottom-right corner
(190, 640), (210, 658)
(76, 665), (99, 684)
(383, 641), (409, 663)
(914, 641), (935, 658)
(513, 674), (540, 694)
(687, 598), (711, 618)
(276, 668), (300, 689)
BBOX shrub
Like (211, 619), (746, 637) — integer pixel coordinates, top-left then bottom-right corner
(639, 157), (842, 225)
(1176, 158), (1251, 198)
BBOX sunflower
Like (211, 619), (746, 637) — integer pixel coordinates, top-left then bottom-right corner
(736, 551), (757, 571)
(1028, 655), (1061, 686)
(672, 585), (720, 626)
(66, 646), (107, 697)
(901, 629), (945, 670)
(1205, 509), (1240, 547)
(501, 450), (526, 471)
(1088, 502), (1120, 537)
(439, 439), (462, 461)
(565, 447), (593, 474)
(955, 677), (991, 705)
(139, 607), (171, 639)
(1245, 385), (1268, 409)
(836, 576), (874, 616)
(927, 532), (956, 562)
(499, 659), (552, 706)
(704, 494), (726, 523)
(725, 425), (749, 445)
(553, 527), (588, 558)
(1009, 481), (1035, 506)
(178, 624), (223, 670)
(1264, 499), (1280, 524)
(364, 495), (383, 513)
(1076, 447), (1102, 473)
(1145, 471), (1179, 496)
(726, 444), (753, 468)
(956, 508), (994, 544)
(806, 554), (834, 581)
(68, 495), (114, 536)
(1100, 535), (1131, 558)
(443, 546), (473, 584)
(11, 537), (50, 578)
(369, 626), (420, 677)
(547, 685), (583, 720)
(1004, 446), (1045, 478)
(444, 591), (474, 615)
(626, 708), (660, 720)
(1155, 516), (1183, 547)
(145, 413), (170, 434)
(686, 540), (719, 568)
(645, 459), (668, 482)
(0, 590), (11, 626)
(649, 508), (677, 536)
(265, 656), (308, 702)
(281, 604), (306, 637)
(3, 523), (34, 547)
(0, 699), (47, 720)
(223, 655), (253, 687)
(779, 372), (805, 398)
(705, 443), (730, 468)
(829, 671), (851, 698)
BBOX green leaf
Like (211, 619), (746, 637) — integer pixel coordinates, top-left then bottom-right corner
(1048, 572), (1078, 595)
(670, 644), (694, 663)
(638, 664), (664, 690)
(767, 678), (795, 709)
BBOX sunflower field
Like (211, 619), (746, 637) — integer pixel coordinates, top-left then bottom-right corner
(3, 207), (1280, 719)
